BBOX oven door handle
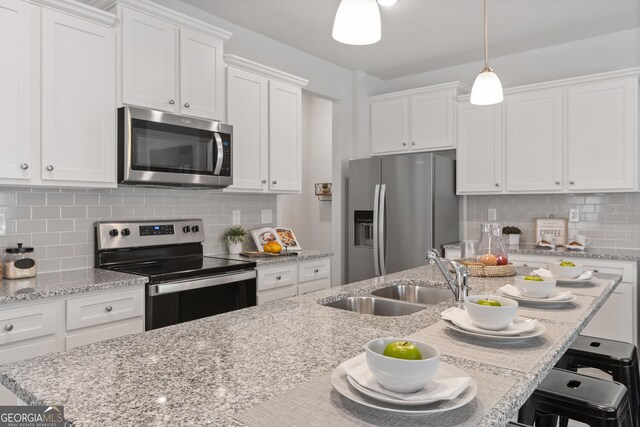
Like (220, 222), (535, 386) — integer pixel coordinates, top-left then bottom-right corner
(149, 270), (256, 296)
(213, 132), (224, 175)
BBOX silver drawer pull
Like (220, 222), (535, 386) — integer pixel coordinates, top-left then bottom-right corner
(5, 324), (13, 332)
(523, 263), (528, 267)
(169, 99), (175, 105)
(184, 102), (190, 108)
(20, 163), (29, 170)
(593, 269), (599, 273)
(46, 165), (54, 171)
(105, 306), (113, 312)
(276, 275), (282, 280)
(314, 269), (319, 273)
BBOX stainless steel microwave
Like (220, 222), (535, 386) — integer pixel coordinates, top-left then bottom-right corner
(118, 106), (233, 188)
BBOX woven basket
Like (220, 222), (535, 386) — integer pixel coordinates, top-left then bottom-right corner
(457, 260), (517, 277)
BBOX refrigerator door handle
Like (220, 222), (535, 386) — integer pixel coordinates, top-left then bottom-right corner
(373, 184), (381, 276)
(379, 184), (387, 276)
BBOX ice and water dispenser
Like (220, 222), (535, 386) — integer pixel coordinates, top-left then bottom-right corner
(354, 211), (374, 248)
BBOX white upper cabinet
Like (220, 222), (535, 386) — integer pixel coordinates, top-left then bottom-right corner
(369, 83), (468, 156)
(41, 8), (116, 185)
(269, 80), (302, 192)
(121, 8), (177, 113)
(457, 102), (503, 194)
(226, 66), (269, 192)
(567, 77), (637, 192)
(117, 1), (231, 121)
(0, 0), (32, 182)
(505, 88), (563, 192)
(224, 55), (308, 194)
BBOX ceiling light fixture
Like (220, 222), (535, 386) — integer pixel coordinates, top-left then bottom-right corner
(470, 0), (503, 105)
(377, 0), (398, 6)
(332, 0), (381, 45)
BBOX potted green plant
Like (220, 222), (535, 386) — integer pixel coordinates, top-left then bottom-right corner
(502, 226), (522, 245)
(224, 226), (247, 255)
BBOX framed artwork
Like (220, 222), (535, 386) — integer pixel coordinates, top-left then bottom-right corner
(535, 218), (568, 245)
(250, 227), (282, 252)
(275, 228), (302, 251)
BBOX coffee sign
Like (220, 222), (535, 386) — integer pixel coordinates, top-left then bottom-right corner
(535, 218), (567, 245)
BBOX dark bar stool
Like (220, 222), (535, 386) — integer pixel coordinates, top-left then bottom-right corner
(507, 422), (531, 426)
(518, 368), (632, 427)
(558, 335), (640, 426)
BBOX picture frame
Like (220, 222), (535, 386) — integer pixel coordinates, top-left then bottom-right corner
(535, 218), (568, 245)
(275, 227), (302, 251)
(250, 227), (282, 252)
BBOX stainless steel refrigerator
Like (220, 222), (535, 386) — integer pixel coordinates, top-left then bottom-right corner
(348, 153), (459, 283)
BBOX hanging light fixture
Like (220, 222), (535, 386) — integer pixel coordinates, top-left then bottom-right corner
(332, 0), (381, 45)
(470, 0), (503, 105)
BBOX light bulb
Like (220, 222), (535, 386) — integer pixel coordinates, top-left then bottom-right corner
(470, 68), (503, 106)
(332, 0), (381, 45)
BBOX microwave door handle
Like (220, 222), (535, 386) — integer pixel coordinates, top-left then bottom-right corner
(214, 133), (224, 175)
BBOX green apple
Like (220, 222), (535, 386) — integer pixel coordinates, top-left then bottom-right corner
(383, 341), (423, 360)
(476, 299), (502, 307)
(560, 261), (576, 267)
(524, 275), (544, 282)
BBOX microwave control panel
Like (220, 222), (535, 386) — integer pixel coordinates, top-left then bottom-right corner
(219, 134), (231, 177)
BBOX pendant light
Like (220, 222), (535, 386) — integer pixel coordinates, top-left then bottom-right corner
(332, 0), (381, 45)
(470, 0), (503, 105)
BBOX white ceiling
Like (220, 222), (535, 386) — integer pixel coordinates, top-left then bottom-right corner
(181, 0), (640, 80)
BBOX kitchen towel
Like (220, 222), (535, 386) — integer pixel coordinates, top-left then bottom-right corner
(234, 366), (518, 427)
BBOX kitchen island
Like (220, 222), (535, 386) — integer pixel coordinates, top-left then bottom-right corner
(0, 265), (622, 426)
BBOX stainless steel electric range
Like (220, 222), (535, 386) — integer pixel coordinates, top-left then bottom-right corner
(95, 219), (256, 330)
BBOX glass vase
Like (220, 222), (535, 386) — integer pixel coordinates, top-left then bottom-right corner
(477, 223), (508, 266)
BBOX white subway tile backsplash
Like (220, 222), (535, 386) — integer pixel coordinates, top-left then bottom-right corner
(33, 207), (61, 219)
(75, 193), (100, 206)
(47, 219), (74, 232)
(17, 219), (46, 233)
(17, 193), (46, 206)
(46, 193), (74, 206)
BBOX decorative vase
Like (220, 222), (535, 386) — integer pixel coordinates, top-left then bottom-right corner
(228, 242), (243, 255)
(503, 234), (520, 245)
(478, 223), (509, 265)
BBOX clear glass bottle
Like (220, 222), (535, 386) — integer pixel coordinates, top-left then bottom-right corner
(477, 223), (508, 266)
(3, 243), (37, 279)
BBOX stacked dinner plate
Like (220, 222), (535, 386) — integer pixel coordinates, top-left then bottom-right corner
(441, 307), (546, 342)
(497, 284), (577, 306)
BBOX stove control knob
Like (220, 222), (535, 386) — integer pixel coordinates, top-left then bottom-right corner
(109, 229), (119, 237)
(191, 225), (200, 233)
(183, 226), (191, 233)
(121, 228), (131, 237)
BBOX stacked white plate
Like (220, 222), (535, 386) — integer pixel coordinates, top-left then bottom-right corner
(497, 284), (577, 306)
(530, 268), (594, 286)
(331, 353), (477, 415)
(441, 307), (546, 342)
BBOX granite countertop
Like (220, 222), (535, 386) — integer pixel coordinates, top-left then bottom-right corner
(222, 249), (334, 266)
(444, 242), (640, 262)
(0, 265), (621, 426)
(0, 268), (148, 305)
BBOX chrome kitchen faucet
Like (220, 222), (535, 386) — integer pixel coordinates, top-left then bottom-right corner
(426, 249), (469, 305)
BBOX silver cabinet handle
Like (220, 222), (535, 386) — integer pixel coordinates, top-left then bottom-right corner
(4, 324), (13, 332)
(169, 99), (175, 105)
(272, 180), (277, 185)
(314, 268), (319, 273)
(555, 181), (561, 185)
(184, 103), (190, 108)
(276, 275), (282, 280)
(523, 263), (528, 267)
(262, 179), (267, 184)
(593, 269), (599, 273)
(20, 163), (29, 170)
(402, 142), (407, 146)
(495, 183), (500, 187)
(569, 180), (575, 185)
(411, 141), (416, 146)
(46, 165), (54, 171)
(105, 306), (113, 312)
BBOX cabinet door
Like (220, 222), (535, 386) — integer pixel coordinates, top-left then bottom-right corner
(122, 8), (177, 112)
(0, 0), (32, 181)
(226, 67), (269, 192)
(268, 80), (301, 192)
(371, 97), (409, 154)
(41, 9), (116, 185)
(505, 89), (563, 192)
(457, 103), (503, 194)
(567, 78), (637, 191)
(410, 90), (455, 151)
(179, 28), (224, 120)
(583, 282), (634, 344)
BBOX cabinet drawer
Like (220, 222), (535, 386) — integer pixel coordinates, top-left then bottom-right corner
(66, 288), (144, 331)
(298, 259), (331, 283)
(298, 278), (331, 296)
(65, 318), (144, 350)
(257, 264), (297, 291)
(257, 285), (297, 305)
(0, 338), (57, 366)
(0, 303), (57, 346)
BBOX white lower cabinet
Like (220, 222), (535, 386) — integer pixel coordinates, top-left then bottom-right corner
(257, 258), (332, 304)
(444, 249), (637, 345)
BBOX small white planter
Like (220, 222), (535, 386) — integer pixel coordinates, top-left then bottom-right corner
(503, 234), (520, 245)
(228, 242), (243, 255)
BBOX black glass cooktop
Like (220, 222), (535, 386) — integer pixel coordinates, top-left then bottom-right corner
(111, 256), (256, 284)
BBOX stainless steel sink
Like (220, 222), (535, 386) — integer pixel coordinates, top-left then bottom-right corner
(371, 285), (453, 305)
(322, 296), (426, 316)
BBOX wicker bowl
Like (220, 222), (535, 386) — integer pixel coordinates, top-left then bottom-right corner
(457, 260), (517, 277)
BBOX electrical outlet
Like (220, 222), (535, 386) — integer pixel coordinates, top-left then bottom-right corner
(0, 213), (5, 236)
(261, 209), (272, 224)
(488, 208), (497, 221)
(232, 210), (241, 225)
(569, 208), (580, 222)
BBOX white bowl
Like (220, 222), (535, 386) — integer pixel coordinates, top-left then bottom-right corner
(548, 262), (584, 279)
(464, 295), (518, 331)
(515, 276), (557, 298)
(365, 337), (440, 393)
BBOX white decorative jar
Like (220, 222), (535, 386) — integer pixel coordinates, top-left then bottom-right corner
(503, 234), (520, 245)
(228, 242), (243, 255)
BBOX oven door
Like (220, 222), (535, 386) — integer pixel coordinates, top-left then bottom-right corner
(119, 106), (232, 187)
(146, 270), (256, 330)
